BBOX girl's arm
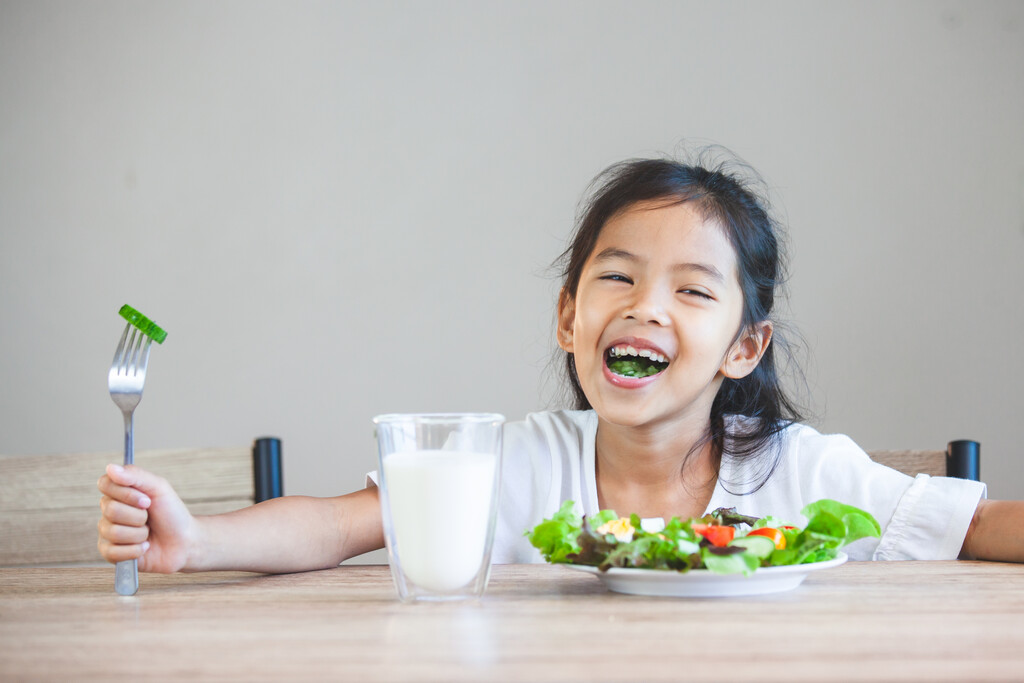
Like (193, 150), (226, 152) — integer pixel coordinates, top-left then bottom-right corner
(97, 464), (384, 574)
(961, 499), (1024, 563)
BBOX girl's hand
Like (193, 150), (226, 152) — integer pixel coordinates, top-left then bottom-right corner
(97, 464), (197, 573)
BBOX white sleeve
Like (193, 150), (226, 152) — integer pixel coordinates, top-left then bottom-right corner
(872, 474), (986, 560)
(788, 426), (986, 561)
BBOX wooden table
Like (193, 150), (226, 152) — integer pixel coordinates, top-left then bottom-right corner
(2, 561), (1023, 681)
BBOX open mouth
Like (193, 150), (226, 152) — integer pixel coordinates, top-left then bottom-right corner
(605, 345), (669, 378)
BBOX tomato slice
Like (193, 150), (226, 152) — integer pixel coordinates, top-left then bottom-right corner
(691, 523), (736, 547)
(747, 527), (787, 550)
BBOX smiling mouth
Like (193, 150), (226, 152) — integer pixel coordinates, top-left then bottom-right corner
(605, 345), (669, 378)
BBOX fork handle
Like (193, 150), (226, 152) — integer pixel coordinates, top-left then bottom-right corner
(115, 410), (139, 595)
(115, 560), (138, 595)
(122, 411), (134, 467)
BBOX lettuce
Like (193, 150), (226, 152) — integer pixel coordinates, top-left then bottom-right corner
(764, 499), (882, 566)
(524, 500), (583, 564)
(526, 498), (880, 575)
(801, 499), (881, 543)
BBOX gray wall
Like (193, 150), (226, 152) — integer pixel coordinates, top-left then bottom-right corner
(3, 1), (1022, 559)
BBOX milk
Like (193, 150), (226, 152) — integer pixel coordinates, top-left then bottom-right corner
(382, 450), (499, 593)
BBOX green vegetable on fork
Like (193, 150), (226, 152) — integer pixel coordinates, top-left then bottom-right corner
(118, 304), (168, 344)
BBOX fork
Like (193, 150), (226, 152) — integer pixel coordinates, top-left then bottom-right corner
(108, 323), (153, 596)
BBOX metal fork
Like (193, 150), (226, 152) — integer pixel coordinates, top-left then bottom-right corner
(108, 323), (153, 596)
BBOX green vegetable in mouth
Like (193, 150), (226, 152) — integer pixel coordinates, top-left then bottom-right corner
(607, 358), (666, 377)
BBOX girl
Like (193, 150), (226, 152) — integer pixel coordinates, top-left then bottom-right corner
(97, 155), (1023, 572)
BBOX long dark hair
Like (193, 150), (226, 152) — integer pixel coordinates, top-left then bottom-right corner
(555, 154), (805, 493)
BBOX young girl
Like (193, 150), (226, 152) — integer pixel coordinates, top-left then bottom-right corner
(97, 155), (1023, 572)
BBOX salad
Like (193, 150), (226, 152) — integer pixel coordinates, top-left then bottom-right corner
(526, 499), (880, 576)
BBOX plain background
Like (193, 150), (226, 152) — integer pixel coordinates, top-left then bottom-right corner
(2, 1), (1022, 564)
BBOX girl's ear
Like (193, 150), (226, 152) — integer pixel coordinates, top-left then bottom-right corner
(721, 321), (773, 380)
(556, 288), (576, 352)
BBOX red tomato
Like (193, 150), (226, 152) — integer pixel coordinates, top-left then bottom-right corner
(747, 527), (787, 549)
(691, 523), (736, 547)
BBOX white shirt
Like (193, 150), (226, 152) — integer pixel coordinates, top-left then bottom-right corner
(370, 410), (986, 564)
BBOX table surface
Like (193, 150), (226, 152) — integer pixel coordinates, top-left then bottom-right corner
(2, 561), (1023, 682)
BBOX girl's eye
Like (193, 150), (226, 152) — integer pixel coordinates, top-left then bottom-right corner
(600, 274), (633, 284)
(679, 288), (712, 300)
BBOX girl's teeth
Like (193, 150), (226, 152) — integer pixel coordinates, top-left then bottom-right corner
(609, 345), (668, 364)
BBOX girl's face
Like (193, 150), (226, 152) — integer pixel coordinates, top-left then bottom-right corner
(557, 199), (771, 433)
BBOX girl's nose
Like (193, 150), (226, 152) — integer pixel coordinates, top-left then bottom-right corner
(624, 285), (670, 326)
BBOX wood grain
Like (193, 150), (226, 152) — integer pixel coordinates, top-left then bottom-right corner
(1, 562), (1022, 682)
(0, 447), (255, 565)
(868, 449), (946, 477)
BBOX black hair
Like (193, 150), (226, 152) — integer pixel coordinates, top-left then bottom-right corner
(555, 153), (805, 493)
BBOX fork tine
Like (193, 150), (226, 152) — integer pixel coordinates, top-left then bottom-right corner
(112, 323), (131, 368)
(127, 329), (144, 375)
(136, 337), (153, 376)
(124, 328), (140, 374)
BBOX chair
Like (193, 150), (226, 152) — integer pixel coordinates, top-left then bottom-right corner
(0, 437), (283, 567)
(868, 440), (980, 480)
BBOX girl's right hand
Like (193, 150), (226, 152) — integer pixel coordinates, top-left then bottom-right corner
(97, 464), (197, 573)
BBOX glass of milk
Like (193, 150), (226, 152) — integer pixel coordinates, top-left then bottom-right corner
(373, 413), (504, 602)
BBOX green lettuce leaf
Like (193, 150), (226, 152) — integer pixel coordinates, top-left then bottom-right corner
(525, 500), (582, 563)
(766, 500), (881, 566)
(702, 547), (761, 576)
(801, 499), (881, 545)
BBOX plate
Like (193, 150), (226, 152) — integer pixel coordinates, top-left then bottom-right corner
(565, 552), (847, 597)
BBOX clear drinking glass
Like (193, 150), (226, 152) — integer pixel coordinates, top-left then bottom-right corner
(373, 413), (504, 602)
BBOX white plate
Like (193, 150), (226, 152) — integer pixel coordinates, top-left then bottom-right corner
(566, 552), (847, 597)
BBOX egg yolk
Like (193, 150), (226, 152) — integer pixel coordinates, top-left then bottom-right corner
(596, 518), (635, 543)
